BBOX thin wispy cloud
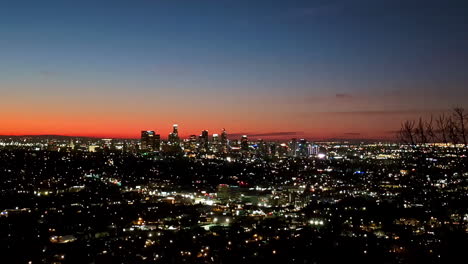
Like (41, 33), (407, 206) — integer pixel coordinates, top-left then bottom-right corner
(320, 109), (443, 116)
(343, 132), (361, 136)
(229, 131), (303, 138)
(294, 109), (446, 118)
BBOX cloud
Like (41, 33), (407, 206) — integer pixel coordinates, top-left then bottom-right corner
(229, 131), (303, 138)
(288, 93), (358, 105)
(329, 110), (416, 116)
(319, 109), (444, 116)
(343, 132), (361, 136)
(294, 109), (448, 120)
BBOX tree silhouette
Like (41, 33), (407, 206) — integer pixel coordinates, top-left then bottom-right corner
(398, 107), (467, 147)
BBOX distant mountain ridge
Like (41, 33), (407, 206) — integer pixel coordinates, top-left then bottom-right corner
(0, 134), (395, 143)
(0, 135), (136, 140)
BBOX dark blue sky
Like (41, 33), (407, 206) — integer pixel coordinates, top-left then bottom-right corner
(1, 0), (467, 138)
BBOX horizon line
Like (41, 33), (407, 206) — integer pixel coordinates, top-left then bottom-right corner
(0, 133), (398, 142)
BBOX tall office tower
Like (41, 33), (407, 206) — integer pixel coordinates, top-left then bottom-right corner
(221, 128), (228, 144)
(199, 130), (209, 151)
(201, 130), (209, 141)
(141, 130), (156, 151)
(241, 135), (249, 151)
(298, 139), (308, 157)
(220, 129), (228, 154)
(154, 134), (161, 150)
(306, 144), (312, 157)
(212, 134), (220, 153)
(278, 143), (289, 157)
(212, 134), (219, 143)
(289, 138), (298, 157)
(186, 135), (197, 152)
(168, 124), (180, 145)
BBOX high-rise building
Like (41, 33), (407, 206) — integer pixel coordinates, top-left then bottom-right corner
(307, 144), (320, 156)
(201, 130), (209, 141)
(220, 129), (228, 154)
(141, 130), (157, 151)
(199, 130), (209, 151)
(168, 124), (180, 145)
(154, 134), (161, 150)
(212, 134), (219, 143)
(298, 139), (308, 157)
(278, 143), (289, 157)
(289, 138), (298, 157)
(186, 134), (198, 152)
(212, 134), (220, 153)
(221, 128), (228, 144)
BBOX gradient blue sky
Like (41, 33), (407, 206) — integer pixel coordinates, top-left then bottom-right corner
(1, 0), (467, 139)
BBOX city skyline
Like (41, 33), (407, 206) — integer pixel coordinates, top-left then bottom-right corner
(0, 124), (408, 141)
(1, 1), (467, 263)
(1, 0), (467, 139)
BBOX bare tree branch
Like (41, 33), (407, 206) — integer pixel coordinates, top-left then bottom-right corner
(447, 117), (459, 145)
(399, 120), (416, 145)
(436, 114), (448, 144)
(425, 116), (436, 143)
(453, 107), (467, 147)
(415, 117), (427, 144)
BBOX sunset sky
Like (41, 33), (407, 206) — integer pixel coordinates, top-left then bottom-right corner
(1, 0), (467, 140)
